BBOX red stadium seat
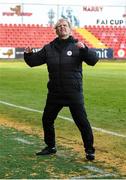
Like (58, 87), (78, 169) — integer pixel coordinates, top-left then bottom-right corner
(0, 24), (125, 54)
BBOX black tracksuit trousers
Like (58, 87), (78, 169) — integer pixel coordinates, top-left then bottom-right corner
(42, 103), (95, 153)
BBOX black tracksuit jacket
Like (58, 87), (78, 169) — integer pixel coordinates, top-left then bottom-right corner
(24, 36), (99, 105)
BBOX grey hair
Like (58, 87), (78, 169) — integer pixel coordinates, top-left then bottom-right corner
(54, 18), (72, 29)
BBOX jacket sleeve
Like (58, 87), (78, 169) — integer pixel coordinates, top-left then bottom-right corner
(24, 47), (46, 67)
(80, 46), (99, 66)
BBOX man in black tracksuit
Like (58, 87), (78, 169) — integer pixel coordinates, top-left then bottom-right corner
(24, 18), (99, 160)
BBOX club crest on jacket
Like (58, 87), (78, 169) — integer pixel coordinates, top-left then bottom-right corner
(67, 50), (72, 56)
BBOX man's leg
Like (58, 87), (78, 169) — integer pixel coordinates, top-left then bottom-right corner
(42, 103), (63, 148)
(36, 103), (63, 155)
(69, 104), (95, 159)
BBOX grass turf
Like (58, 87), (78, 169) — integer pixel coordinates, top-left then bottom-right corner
(0, 60), (126, 133)
(0, 60), (126, 178)
(0, 125), (121, 179)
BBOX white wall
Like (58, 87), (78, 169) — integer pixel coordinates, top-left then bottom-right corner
(0, 0), (126, 6)
(0, 0), (126, 26)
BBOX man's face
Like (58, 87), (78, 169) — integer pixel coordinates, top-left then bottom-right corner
(56, 20), (71, 39)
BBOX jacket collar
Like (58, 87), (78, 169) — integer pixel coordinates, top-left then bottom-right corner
(50, 36), (78, 52)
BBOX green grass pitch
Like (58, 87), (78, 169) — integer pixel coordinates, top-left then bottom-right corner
(0, 59), (126, 178)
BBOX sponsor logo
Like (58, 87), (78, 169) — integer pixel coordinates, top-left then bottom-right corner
(117, 49), (125, 58)
(2, 5), (32, 16)
(3, 49), (13, 58)
(83, 6), (103, 12)
(96, 19), (124, 25)
(0, 47), (15, 58)
(94, 48), (113, 59)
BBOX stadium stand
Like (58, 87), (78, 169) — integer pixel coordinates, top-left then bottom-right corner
(0, 24), (56, 48)
(85, 25), (126, 50)
(0, 24), (126, 57)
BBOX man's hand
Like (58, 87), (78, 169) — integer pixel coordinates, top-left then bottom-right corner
(24, 47), (33, 53)
(76, 42), (85, 48)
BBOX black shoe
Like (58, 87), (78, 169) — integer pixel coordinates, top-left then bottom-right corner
(36, 146), (57, 156)
(86, 152), (95, 161)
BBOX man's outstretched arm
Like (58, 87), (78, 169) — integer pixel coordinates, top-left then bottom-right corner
(24, 47), (46, 67)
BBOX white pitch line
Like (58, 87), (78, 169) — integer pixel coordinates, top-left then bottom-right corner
(14, 137), (34, 144)
(71, 165), (116, 179)
(14, 137), (116, 178)
(0, 100), (126, 138)
(71, 173), (116, 179)
(83, 165), (105, 173)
